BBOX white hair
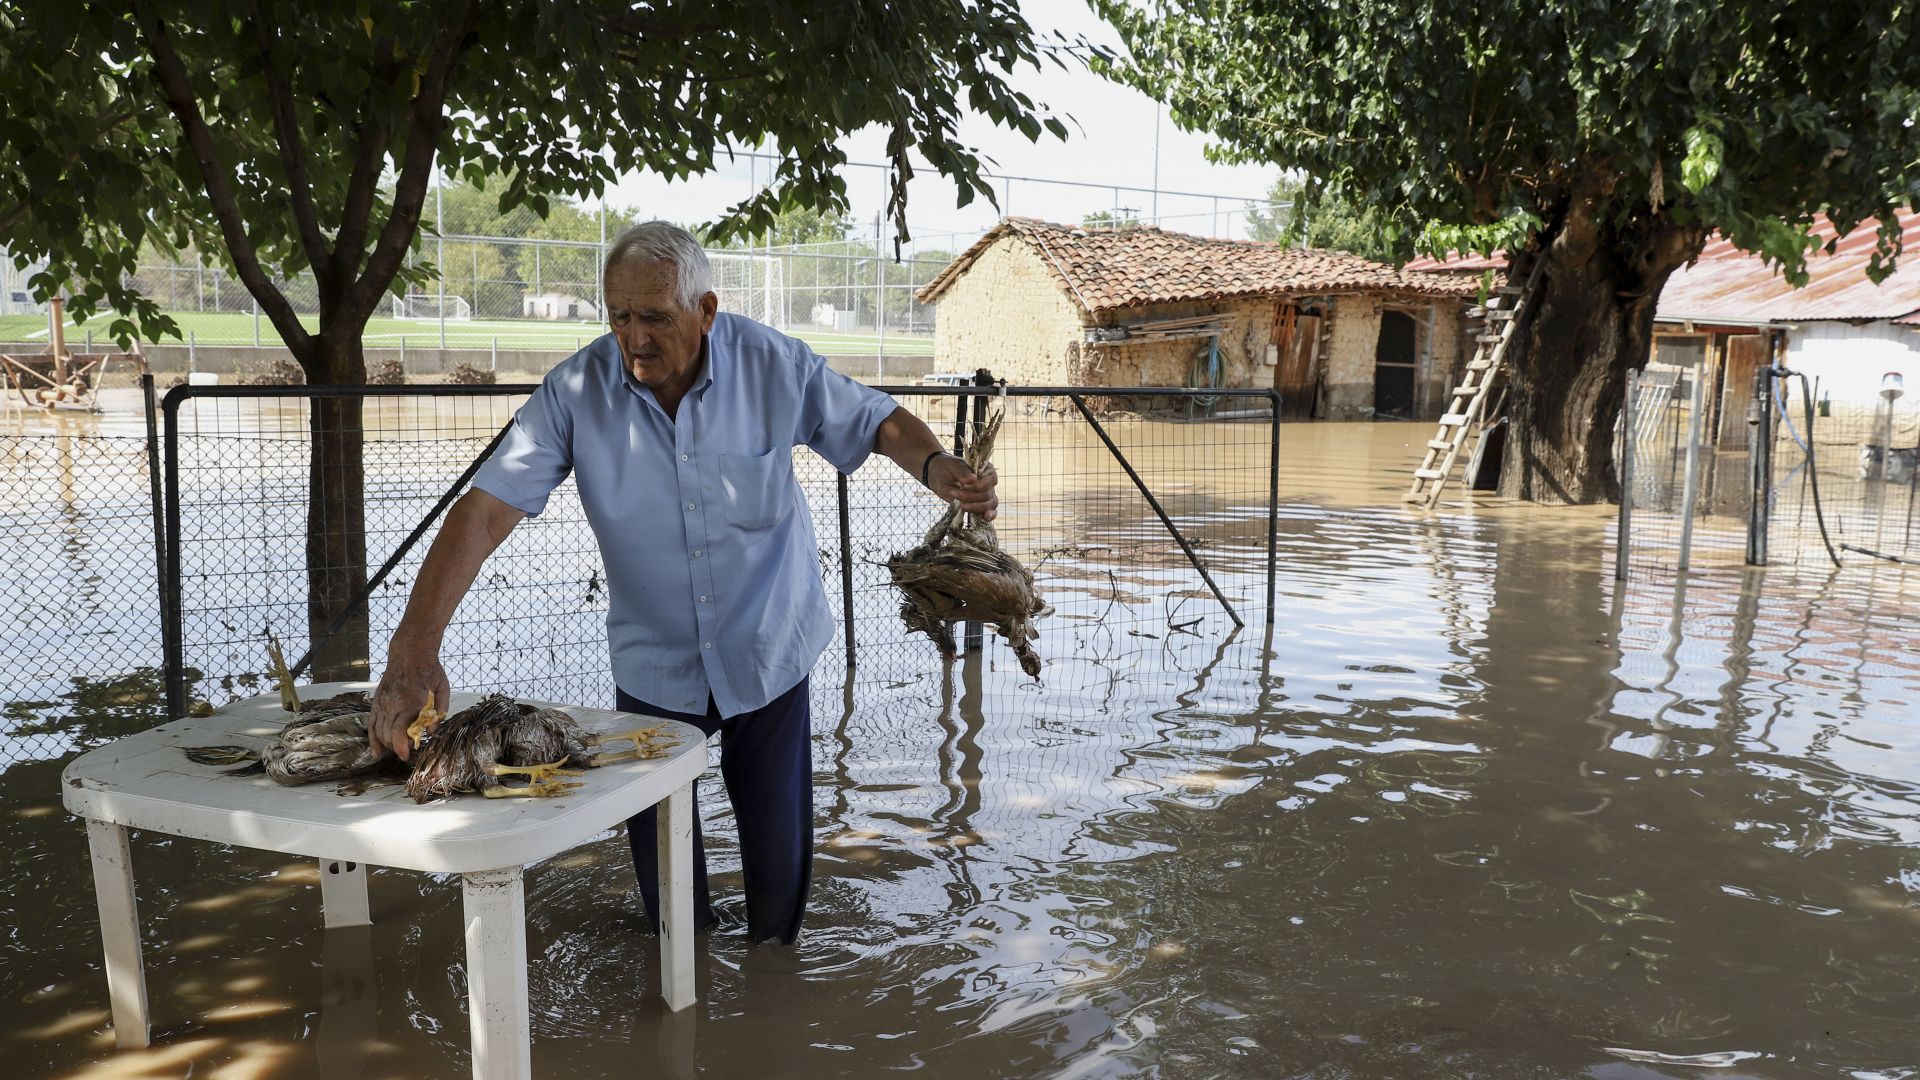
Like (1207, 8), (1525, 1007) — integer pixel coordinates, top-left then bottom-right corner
(602, 221), (712, 310)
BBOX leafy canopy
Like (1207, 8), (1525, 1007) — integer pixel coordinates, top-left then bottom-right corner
(1095, 0), (1920, 281)
(4, 0), (1071, 355)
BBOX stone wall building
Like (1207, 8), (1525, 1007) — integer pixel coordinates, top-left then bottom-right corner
(915, 218), (1482, 419)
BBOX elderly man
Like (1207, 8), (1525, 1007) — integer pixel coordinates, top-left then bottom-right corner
(369, 221), (995, 944)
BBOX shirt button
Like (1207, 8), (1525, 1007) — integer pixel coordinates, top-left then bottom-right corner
(703, 641), (712, 649)
(692, 549), (702, 558)
(699, 595), (708, 603)
(681, 454), (689, 461)
(686, 502), (696, 511)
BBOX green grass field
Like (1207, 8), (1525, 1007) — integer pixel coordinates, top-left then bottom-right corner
(0, 310), (933, 356)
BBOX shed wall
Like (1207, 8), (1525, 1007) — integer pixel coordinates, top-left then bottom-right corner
(1785, 321), (1920, 402)
(929, 237), (1086, 384)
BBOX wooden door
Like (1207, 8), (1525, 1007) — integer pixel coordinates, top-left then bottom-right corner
(1274, 308), (1321, 417)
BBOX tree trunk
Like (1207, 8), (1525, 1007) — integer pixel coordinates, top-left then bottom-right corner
(301, 336), (370, 680)
(1499, 203), (1707, 504)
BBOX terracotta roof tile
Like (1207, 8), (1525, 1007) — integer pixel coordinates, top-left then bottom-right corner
(916, 218), (1483, 312)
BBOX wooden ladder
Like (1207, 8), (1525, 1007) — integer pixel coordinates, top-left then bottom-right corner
(1404, 257), (1543, 508)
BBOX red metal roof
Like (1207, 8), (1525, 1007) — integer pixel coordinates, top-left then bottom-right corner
(1407, 212), (1920, 324)
(916, 217), (1482, 313)
(1661, 213), (1920, 324)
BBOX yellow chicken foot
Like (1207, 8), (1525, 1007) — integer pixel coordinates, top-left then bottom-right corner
(482, 779), (584, 799)
(265, 632), (300, 713)
(588, 724), (679, 766)
(486, 760), (584, 783)
(406, 691), (443, 748)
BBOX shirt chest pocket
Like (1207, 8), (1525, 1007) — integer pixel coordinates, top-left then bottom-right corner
(716, 448), (791, 531)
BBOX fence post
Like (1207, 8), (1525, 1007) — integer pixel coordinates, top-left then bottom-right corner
(1616, 369), (1637, 582)
(437, 177), (447, 349)
(1676, 363), (1707, 570)
(1267, 390), (1280, 623)
(838, 472), (856, 669)
(143, 374), (173, 714)
(964, 369), (991, 654)
(874, 168), (889, 383)
(1745, 366), (1773, 566)
(161, 390), (185, 717)
(253, 296), (261, 346)
(490, 337), (498, 374)
(188, 330), (197, 375)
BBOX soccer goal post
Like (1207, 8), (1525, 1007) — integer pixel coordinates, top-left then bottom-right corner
(392, 293), (473, 321)
(706, 252), (784, 330)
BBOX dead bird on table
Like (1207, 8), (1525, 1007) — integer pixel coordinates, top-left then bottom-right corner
(185, 691), (401, 786)
(403, 692), (679, 803)
(888, 407), (1047, 678)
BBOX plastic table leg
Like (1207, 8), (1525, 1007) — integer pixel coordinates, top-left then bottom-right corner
(85, 819), (150, 1048)
(657, 782), (696, 1011)
(461, 867), (530, 1080)
(319, 857), (371, 928)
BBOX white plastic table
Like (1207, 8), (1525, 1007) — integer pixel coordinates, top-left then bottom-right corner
(60, 682), (708, 1079)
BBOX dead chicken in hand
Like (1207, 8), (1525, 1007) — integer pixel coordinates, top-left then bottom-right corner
(888, 407), (1047, 678)
(403, 693), (680, 803)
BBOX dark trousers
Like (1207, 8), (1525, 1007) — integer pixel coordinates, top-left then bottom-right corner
(619, 676), (813, 945)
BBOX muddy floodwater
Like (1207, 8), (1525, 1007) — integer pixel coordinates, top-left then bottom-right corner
(5, 418), (1920, 1078)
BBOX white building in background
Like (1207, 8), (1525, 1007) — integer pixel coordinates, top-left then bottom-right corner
(1, 246), (50, 317)
(522, 292), (599, 321)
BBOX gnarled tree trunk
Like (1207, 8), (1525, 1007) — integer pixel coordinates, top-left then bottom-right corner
(1500, 177), (1708, 504)
(300, 335), (370, 681)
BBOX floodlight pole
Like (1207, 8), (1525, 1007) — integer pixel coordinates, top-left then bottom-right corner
(437, 176), (447, 349)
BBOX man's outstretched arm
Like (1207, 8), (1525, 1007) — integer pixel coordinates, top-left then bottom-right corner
(872, 406), (999, 520)
(368, 488), (526, 760)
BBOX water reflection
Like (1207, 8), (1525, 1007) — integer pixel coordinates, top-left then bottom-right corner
(5, 426), (1920, 1078)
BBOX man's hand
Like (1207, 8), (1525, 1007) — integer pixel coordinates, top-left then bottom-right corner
(927, 454), (999, 521)
(370, 638), (450, 763)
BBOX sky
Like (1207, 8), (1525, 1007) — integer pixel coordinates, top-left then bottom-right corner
(598, 0), (1282, 255)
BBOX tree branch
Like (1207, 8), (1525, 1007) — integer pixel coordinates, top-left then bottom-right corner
(346, 5), (476, 326)
(248, 3), (331, 292)
(132, 2), (311, 354)
(328, 38), (404, 293)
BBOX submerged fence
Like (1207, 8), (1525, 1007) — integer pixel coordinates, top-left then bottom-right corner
(1620, 363), (1920, 577)
(1, 380), (1279, 764)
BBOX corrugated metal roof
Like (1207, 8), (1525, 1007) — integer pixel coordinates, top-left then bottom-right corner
(915, 217), (1482, 313)
(1661, 212), (1920, 324)
(1407, 212), (1920, 324)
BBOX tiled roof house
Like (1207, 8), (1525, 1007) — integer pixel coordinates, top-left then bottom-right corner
(915, 218), (1483, 419)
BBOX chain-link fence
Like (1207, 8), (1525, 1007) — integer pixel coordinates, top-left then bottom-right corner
(0, 380), (1278, 766)
(156, 383), (1276, 716)
(34, 238), (955, 358)
(0, 401), (169, 766)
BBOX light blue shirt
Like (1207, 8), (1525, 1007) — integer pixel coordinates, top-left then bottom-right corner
(471, 313), (898, 716)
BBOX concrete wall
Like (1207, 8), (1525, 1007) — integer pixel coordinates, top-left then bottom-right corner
(928, 236), (1088, 384)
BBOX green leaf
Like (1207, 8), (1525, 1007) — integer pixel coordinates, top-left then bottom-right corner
(1681, 124), (1723, 193)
